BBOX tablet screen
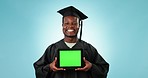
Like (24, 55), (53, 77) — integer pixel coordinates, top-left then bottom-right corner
(57, 49), (83, 68)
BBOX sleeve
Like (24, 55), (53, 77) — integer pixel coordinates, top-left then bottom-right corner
(33, 45), (53, 78)
(89, 45), (109, 78)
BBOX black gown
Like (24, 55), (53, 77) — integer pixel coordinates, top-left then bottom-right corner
(33, 39), (109, 78)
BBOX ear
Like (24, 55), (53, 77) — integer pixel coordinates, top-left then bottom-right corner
(77, 25), (80, 28)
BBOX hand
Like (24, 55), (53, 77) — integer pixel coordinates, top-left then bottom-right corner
(49, 57), (65, 71)
(75, 57), (92, 71)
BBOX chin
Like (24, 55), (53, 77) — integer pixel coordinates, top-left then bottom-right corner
(65, 34), (77, 38)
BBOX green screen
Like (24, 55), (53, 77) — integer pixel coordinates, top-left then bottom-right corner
(60, 50), (81, 67)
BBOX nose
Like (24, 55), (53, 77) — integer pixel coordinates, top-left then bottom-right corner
(66, 24), (76, 28)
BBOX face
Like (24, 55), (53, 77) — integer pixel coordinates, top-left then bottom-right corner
(62, 16), (80, 37)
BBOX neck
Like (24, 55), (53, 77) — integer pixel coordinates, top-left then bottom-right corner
(64, 36), (78, 43)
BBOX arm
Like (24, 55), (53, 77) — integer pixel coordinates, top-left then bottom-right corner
(33, 44), (64, 78)
(33, 46), (52, 78)
(89, 45), (109, 78)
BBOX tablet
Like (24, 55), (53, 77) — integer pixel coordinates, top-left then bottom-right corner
(57, 49), (84, 69)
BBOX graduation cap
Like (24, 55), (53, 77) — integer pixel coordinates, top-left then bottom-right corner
(57, 6), (88, 41)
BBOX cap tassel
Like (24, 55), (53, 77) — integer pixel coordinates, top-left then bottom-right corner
(79, 21), (83, 41)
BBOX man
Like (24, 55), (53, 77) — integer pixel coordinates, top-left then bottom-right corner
(34, 6), (109, 78)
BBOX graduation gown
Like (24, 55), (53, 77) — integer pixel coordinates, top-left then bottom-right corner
(33, 39), (109, 78)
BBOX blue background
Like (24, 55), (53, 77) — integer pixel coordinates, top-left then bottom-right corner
(0, 0), (148, 78)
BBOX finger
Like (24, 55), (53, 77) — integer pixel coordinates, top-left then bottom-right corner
(53, 57), (57, 63)
(75, 66), (87, 71)
(53, 67), (65, 71)
(52, 67), (62, 71)
(77, 68), (86, 71)
(54, 57), (57, 61)
(83, 57), (85, 60)
(83, 57), (86, 62)
(83, 57), (89, 63)
(57, 68), (65, 71)
(75, 68), (80, 71)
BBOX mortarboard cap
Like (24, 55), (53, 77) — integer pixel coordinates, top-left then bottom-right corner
(57, 6), (88, 20)
(57, 6), (88, 41)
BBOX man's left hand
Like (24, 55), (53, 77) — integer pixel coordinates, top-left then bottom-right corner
(75, 57), (92, 71)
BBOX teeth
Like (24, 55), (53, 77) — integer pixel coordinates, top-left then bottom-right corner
(67, 30), (74, 32)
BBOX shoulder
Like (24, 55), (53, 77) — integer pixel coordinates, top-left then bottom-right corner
(80, 40), (99, 54)
(46, 39), (64, 49)
(80, 40), (96, 49)
(44, 39), (63, 55)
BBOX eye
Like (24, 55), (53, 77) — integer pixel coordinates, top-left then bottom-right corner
(72, 22), (78, 25)
(63, 23), (69, 26)
(72, 22), (78, 26)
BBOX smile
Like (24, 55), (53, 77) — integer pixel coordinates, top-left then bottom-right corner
(67, 29), (74, 32)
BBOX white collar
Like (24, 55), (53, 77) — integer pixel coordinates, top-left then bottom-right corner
(64, 42), (76, 48)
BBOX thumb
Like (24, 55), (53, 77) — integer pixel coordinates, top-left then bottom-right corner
(83, 57), (88, 62)
(54, 57), (57, 63)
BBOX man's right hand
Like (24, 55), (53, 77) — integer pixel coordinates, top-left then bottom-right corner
(49, 57), (65, 71)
